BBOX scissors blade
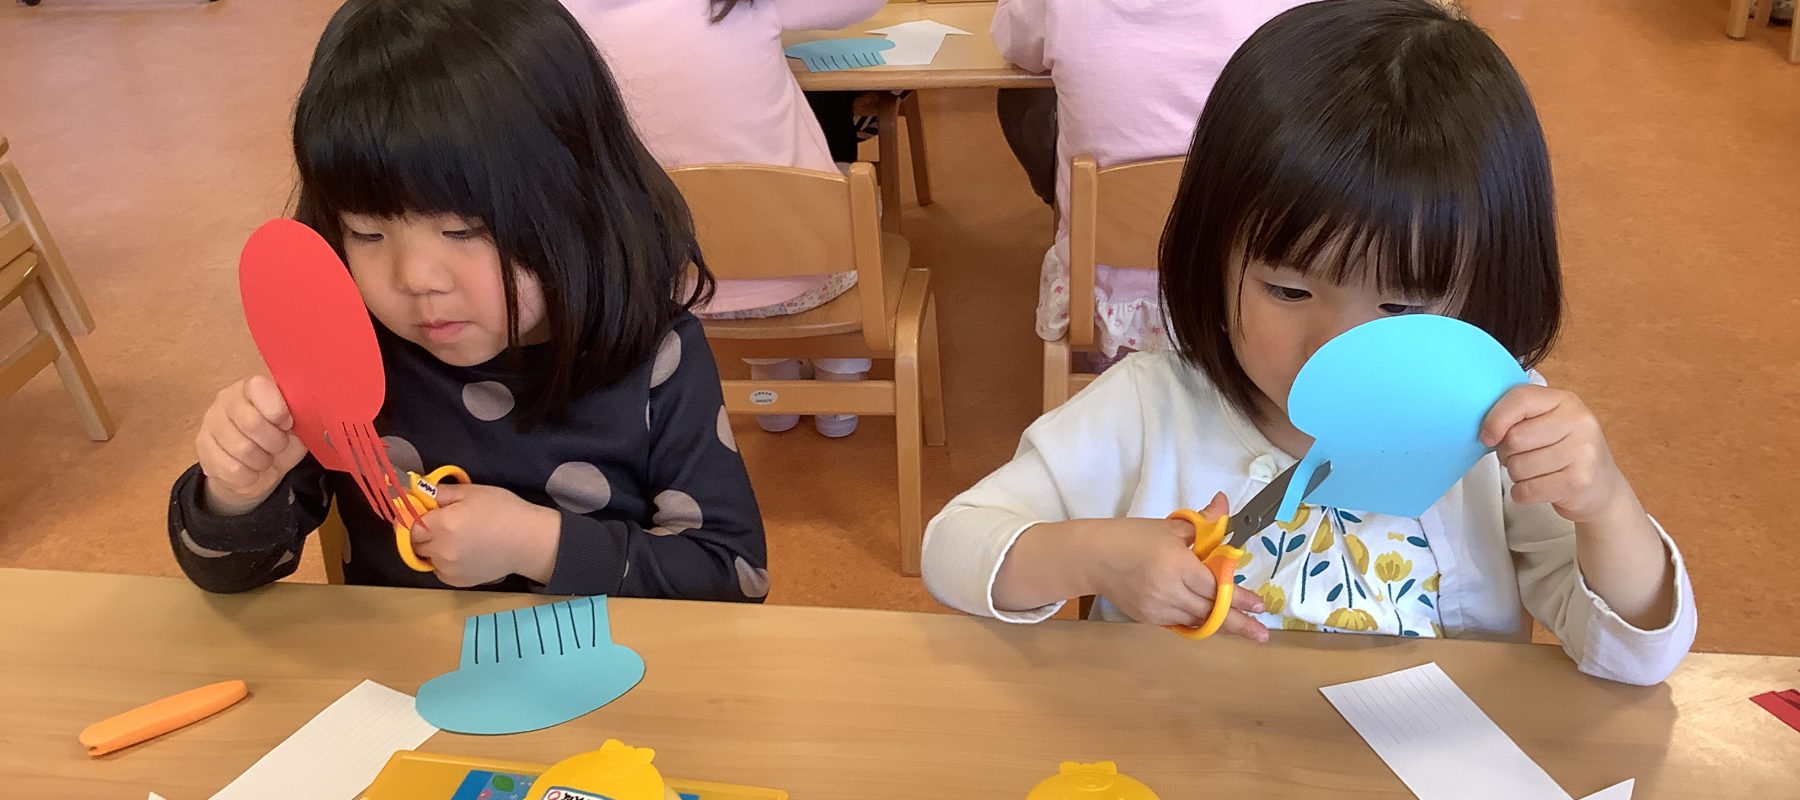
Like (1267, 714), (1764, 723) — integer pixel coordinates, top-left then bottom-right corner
(1224, 460), (1332, 549)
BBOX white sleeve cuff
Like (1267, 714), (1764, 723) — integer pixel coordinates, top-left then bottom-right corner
(1568, 517), (1697, 685)
(984, 520), (1066, 624)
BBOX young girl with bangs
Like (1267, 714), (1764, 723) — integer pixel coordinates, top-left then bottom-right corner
(169, 0), (769, 603)
(922, 0), (1695, 686)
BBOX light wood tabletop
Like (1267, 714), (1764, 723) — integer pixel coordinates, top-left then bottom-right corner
(783, 2), (1051, 91)
(3, 568), (1796, 799)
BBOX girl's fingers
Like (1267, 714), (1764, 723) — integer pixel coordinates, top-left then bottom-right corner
(1218, 608), (1271, 642)
(1494, 411), (1571, 460)
(1510, 469), (1572, 506)
(226, 399), (289, 462)
(1480, 385), (1559, 447)
(243, 375), (294, 431)
(1177, 559), (1265, 613)
(409, 514), (439, 546)
(197, 433), (258, 492)
(1500, 441), (1572, 483)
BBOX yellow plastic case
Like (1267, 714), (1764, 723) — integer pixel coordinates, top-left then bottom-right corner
(359, 743), (788, 800)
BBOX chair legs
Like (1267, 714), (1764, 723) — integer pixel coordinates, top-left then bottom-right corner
(0, 161), (95, 335)
(1043, 337), (1072, 413)
(21, 273), (113, 440)
(876, 96), (905, 234)
(901, 91), (933, 207)
(920, 294), (946, 447)
(1727, 0), (1752, 38)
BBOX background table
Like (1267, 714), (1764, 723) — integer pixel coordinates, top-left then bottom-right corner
(4, 569), (1796, 798)
(784, 2), (1051, 91)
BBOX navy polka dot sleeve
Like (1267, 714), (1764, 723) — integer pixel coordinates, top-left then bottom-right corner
(167, 313), (769, 602)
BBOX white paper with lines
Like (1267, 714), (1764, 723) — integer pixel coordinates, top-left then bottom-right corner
(1321, 663), (1572, 800)
(209, 680), (437, 800)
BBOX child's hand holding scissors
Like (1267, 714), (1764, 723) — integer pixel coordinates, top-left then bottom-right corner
(409, 482), (561, 587)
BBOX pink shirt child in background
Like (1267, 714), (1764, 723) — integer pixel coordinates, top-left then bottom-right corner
(564, 0), (885, 316)
(992, 0), (1307, 359)
(564, 0), (887, 438)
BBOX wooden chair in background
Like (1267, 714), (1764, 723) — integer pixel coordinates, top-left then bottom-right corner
(669, 162), (945, 575)
(0, 188), (113, 441)
(1041, 155), (1184, 413)
(1726, 0), (1800, 62)
(854, 91), (933, 234)
(0, 136), (96, 335)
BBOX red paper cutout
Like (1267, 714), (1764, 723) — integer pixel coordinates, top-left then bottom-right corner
(1750, 690), (1800, 734)
(238, 219), (405, 523)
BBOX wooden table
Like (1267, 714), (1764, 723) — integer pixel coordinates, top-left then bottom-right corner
(783, 2), (1051, 91)
(4, 569), (1797, 798)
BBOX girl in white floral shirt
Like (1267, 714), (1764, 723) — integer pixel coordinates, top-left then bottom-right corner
(921, 0), (1695, 686)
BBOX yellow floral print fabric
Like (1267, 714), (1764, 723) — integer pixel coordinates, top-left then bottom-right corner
(1236, 503), (1444, 637)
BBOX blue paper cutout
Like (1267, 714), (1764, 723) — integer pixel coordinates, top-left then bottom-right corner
(1276, 315), (1528, 522)
(416, 596), (645, 735)
(783, 38), (895, 72)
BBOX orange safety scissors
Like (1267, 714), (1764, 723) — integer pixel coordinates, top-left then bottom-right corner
(1165, 461), (1331, 640)
(385, 465), (470, 573)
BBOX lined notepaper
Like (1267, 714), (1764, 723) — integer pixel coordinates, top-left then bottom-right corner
(210, 680), (437, 800)
(1321, 663), (1572, 800)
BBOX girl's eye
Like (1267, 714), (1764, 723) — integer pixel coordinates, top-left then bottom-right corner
(1380, 303), (1424, 315)
(443, 226), (486, 241)
(1263, 282), (1311, 302)
(345, 231), (383, 243)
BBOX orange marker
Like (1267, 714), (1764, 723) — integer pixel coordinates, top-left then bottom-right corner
(79, 680), (248, 757)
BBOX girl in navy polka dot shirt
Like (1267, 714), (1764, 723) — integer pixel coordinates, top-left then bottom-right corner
(168, 0), (768, 602)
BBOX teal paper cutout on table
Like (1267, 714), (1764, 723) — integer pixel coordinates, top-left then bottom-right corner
(416, 596), (644, 735)
(1278, 315), (1528, 522)
(783, 38), (895, 72)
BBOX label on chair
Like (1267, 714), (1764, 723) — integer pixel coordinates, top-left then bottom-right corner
(749, 390), (779, 406)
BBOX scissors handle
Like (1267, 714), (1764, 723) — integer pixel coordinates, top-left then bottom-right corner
(1164, 509), (1245, 641)
(393, 466), (471, 573)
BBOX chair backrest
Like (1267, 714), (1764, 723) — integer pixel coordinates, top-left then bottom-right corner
(0, 219), (32, 266)
(667, 162), (895, 350)
(1065, 155), (1186, 347)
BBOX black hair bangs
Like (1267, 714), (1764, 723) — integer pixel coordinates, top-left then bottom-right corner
(290, 0), (713, 427)
(1160, 0), (1562, 422)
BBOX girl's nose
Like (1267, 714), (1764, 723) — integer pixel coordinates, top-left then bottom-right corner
(393, 246), (453, 295)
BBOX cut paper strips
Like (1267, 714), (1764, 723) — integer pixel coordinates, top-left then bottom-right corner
(1321, 663), (1634, 800)
(783, 37), (895, 72)
(867, 19), (970, 66)
(239, 219), (412, 531)
(1279, 315), (1527, 522)
(210, 680), (437, 800)
(416, 596), (645, 735)
(1751, 689), (1800, 733)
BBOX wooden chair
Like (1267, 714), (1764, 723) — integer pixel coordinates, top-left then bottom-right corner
(0, 136), (96, 335)
(1727, 0), (1800, 62)
(1041, 155), (1185, 412)
(668, 162), (945, 575)
(861, 91), (933, 234)
(317, 501), (350, 585)
(0, 213), (113, 440)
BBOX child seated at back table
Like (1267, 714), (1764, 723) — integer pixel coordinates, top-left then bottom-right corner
(565, 0), (889, 438)
(992, 0), (1309, 368)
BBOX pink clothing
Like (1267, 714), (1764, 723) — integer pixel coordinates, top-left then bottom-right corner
(993, 0), (1305, 355)
(565, 0), (884, 313)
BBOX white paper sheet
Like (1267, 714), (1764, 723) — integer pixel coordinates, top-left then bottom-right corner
(1321, 663), (1572, 800)
(867, 20), (970, 66)
(209, 680), (438, 800)
(1580, 779), (1635, 800)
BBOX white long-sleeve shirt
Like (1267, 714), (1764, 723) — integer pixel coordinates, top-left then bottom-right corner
(922, 352), (1697, 686)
